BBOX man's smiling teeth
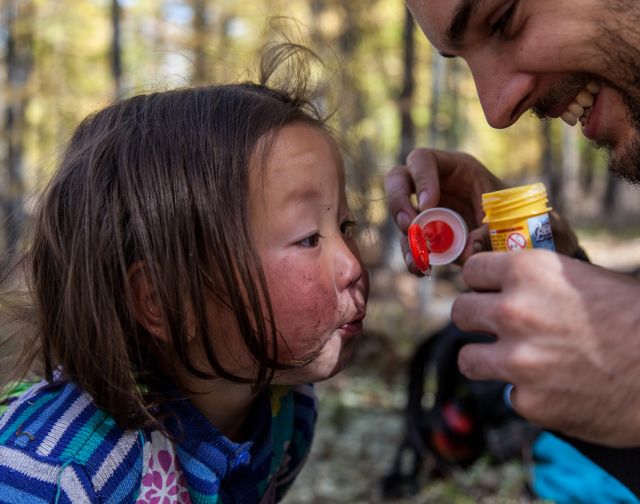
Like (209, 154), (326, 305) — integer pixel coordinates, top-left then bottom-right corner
(560, 81), (601, 127)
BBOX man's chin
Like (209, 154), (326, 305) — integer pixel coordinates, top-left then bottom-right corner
(606, 138), (640, 185)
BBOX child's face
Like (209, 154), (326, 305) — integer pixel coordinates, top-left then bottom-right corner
(247, 123), (369, 384)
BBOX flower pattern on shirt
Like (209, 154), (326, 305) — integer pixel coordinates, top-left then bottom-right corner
(137, 431), (191, 504)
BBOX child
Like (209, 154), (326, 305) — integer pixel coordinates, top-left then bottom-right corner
(0, 44), (369, 503)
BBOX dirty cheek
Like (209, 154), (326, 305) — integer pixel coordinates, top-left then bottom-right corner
(264, 256), (337, 357)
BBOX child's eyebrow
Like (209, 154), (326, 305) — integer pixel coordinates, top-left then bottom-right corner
(281, 187), (324, 205)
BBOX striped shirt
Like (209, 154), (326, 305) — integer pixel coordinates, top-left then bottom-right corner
(0, 379), (317, 503)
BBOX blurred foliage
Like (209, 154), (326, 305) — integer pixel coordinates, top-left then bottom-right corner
(3, 0), (634, 257)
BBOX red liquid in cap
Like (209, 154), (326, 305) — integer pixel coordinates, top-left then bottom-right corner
(424, 220), (454, 253)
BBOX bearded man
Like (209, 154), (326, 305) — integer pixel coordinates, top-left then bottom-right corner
(385, 0), (640, 496)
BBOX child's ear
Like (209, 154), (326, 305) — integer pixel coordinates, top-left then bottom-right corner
(128, 262), (169, 342)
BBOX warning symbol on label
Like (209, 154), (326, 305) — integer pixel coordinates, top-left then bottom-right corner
(506, 232), (527, 250)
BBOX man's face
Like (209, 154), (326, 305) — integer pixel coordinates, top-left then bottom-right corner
(407, 0), (640, 183)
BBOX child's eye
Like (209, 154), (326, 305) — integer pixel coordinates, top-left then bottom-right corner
(341, 220), (357, 237)
(297, 232), (322, 248)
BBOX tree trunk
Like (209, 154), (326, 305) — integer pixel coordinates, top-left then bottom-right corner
(560, 124), (580, 218)
(445, 58), (461, 150)
(603, 170), (619, 215)
(2, 0), (33, 265)
(192, 0), (208, 84)
(111, 0), (123, 99)
(540, 120), (556, 203)
(429, 52), (446, 148)
(580, 142), (596, 195)
(310, 0), (326, 48)
(337, 0), (367, 194)
(381, 5), (417, 271)
(398, 5), (415, 164)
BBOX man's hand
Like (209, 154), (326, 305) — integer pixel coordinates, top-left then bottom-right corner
(385, 148), (583, 272)
(454, 249), (640, 447)
(385, 148), (503, 272)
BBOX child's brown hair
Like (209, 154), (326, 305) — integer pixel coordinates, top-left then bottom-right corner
(3, 44), (329, 429)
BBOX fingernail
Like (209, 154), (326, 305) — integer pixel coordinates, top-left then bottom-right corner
(396, 211), (411, 230)
(418, 191), (429, 209)
(473, 241), (484, 253)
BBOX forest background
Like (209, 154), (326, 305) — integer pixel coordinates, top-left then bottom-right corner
(2, 1), (640, 502)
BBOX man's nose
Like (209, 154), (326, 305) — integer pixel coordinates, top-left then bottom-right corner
(467, 55), (536, 129)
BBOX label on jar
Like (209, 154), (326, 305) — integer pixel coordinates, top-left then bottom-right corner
(528, 213), (555, 250)
(489, 213), (555, 252)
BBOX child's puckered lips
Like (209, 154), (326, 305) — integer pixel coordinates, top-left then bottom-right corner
(338, 309), (366, 335)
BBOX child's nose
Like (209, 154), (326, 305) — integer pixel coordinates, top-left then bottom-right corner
(334, 238), (366, 291)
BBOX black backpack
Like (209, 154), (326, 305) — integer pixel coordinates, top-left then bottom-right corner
(381, 322), (540, 499)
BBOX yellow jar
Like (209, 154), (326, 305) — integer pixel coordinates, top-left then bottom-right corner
(481, 183), (555, 252)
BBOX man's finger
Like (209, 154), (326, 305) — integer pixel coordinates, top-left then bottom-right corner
(457, 225), (491, 264)
(405, 149), (443, 210)
(384, 164), (418, 233)
(458, 341), (512, 383)
(461, 251), (511, 291)
(451, 291), (502, 334)
(406, 148), (477, 210)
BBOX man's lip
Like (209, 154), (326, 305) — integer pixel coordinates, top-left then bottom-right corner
(581, 90), (601, 140)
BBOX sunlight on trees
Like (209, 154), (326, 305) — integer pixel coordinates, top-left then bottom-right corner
(0, 0), (629, 263)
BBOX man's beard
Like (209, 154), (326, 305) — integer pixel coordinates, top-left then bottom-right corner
(599, 11), (640, 185)
(606, 93), (640, 186)
(530, 20), (640, 185)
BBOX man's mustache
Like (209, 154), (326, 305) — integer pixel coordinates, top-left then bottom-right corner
(531, 75), (591, 119)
